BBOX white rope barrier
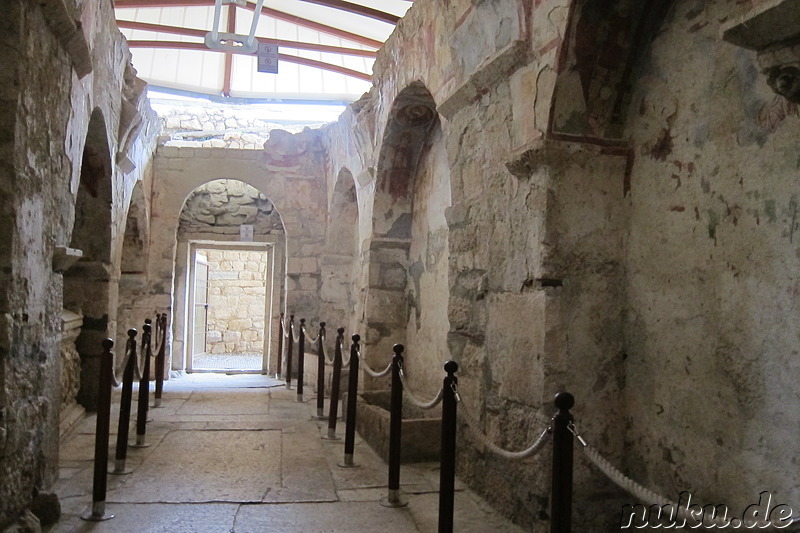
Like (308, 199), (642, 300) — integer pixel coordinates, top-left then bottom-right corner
(573, 424), (796, 530)
(355, 348), (392, 378)
(457, 398), (551, 460)
(303, 326), (320, 345)
(323, 341), (336, 366)
(341, 340), (351, 367)
(398, 366), (443, 410)
(290, 323), (300, 343)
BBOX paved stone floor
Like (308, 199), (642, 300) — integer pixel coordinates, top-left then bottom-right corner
(49, 373), (527, 533)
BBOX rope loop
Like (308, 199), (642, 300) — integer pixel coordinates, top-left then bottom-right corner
(355, 348), (392, 378)
(456, 390), (551, 460)
(303, 325), (320, 345)
(577, 425), (794, 530)
(341, 339), (351, 366)
(398, 364), (443, 410)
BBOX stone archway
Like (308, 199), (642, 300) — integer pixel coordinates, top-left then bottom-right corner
(63, 108), (114, 410)
(172, 179), (286, 375)
(149, 132), (329, 376)
(365, 82), (452, 392)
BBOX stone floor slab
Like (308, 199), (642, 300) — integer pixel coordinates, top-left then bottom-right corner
(233, 502), (422, 533)
(113, 430), (281, 503)
(175, 389), (271, 416)
(48, 502), (239, 533)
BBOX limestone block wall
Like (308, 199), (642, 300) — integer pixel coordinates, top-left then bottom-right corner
(204, 250), (267, 354)
(0, 0), (159, 527)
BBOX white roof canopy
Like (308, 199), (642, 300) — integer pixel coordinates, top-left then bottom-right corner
(116, 0), (411, 102)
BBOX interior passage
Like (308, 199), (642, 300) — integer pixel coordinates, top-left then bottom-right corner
(51, 374), (525, 533)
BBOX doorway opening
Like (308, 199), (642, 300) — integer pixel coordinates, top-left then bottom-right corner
(172, 179), (286, 376)
(187, 244), (274, 373)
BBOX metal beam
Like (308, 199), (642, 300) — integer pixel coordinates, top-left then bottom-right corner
(243, 2), (383, 48)
(115, 0), (385, 48)
(117, 20), (378, 56)
(222, 4), (235, 97)
(294, 0), (399, 24)
(126, 41), (373, 81)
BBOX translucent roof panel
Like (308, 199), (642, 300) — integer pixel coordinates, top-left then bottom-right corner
(116, 0), (411, 103)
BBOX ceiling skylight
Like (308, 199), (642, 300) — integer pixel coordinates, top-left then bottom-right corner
(115, 0), (412, 103)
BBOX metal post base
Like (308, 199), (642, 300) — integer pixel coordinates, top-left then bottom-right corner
(153, 398), (162, 408)
(321, 428), (340, 440)
(110, 459), (132, 475)
(129, 434), (150, 448)
(380, 489), (408, 508)
(80, 501), (114, 521)
(296, 394), (304, 403)
(316, 408), (326, 419)
(337, 453), (359, 468)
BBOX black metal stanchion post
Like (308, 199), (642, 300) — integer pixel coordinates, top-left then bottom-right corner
(112, 329), (137, 475)
(323, 328), (345, 440)
(297, 318), (306, 402)
(153, 313), (166, 408)
(551, 392), (575, 533)
(382, 344), (407, 507)
(315, 322), (326, 418)
(438, 360), (458, 533)
(81, 338), (115, 521)
(285, 314), (294, 389)
(277, 312), (284, 379)
(339, 334), (360, 467)
(131, 321), (152, 448)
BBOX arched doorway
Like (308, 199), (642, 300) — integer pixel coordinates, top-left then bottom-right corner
(172, 179), (286, 374)
(63, 109), (114, 410)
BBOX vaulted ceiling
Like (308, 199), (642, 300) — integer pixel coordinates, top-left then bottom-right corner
(115, 0), (412, 102)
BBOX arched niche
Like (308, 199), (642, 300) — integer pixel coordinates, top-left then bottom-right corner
(116, 180), (150, 360)
(171, 179), (287, 376)
(365, 82), (452, 393)
(549, 0), (671, 141)
(63, 108), (114, 410)
(320, 168), (360, 332)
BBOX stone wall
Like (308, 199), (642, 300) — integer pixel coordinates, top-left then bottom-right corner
(179, 179), (284, 236)
(203, 250), (267, 355)
(321, 0), (800, 529)
(622, 0), (800, 514)
(0, 0), (159, 527)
